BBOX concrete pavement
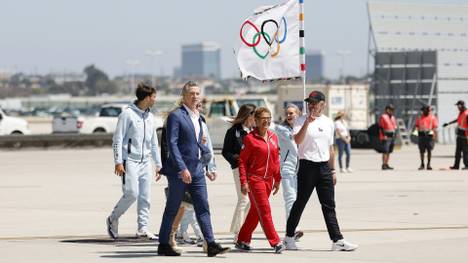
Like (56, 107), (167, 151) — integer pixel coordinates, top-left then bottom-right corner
(0, 144), (467, 262)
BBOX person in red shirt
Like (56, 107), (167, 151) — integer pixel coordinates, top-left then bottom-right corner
(235, 107), (284, 254)
(443, 100), (468, 170)
(379, 104), (398, 170)
(414, 105), (438, 170)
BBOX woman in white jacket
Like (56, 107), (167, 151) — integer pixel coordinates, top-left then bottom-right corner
(334, 111), (352, 173)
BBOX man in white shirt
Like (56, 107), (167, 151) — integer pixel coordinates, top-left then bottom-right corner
(283, 91), (358, 252)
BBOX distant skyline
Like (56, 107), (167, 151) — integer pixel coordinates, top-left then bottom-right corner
(1, 0), (467, 79)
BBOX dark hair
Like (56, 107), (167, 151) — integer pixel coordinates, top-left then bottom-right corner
(135, 82), (156, 101)
(254, 106), (271, 120)
(232, 104), (256, 126)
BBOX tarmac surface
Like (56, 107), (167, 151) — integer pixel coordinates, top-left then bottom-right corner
(1, 144), (467, 262)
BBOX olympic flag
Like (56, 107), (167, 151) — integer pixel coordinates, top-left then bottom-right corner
(235, 0), (303, 81)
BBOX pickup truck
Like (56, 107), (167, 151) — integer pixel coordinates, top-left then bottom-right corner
(0, 108), (31, 135)
(52, 103), (164, 135)
(203, 97), (275, 149)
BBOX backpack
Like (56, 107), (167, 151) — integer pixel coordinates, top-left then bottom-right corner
(367, 123), (386, 153)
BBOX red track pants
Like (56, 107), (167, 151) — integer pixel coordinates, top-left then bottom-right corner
(237, 176), (280, 247)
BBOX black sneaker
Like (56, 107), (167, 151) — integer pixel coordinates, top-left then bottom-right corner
(418, 165), (424, 170)
(157, 244), (181, 256)
(426, 165), (433, 170)
(207, 242), (230, 257)
(235, 241), (251, 251)
(274, 243), (285, 254)
(449, 166), (459, 170)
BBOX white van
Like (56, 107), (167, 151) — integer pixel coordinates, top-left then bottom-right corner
(0, 108), (31, 135)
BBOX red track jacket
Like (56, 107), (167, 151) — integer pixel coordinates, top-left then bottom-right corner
(238, 128), (281, 186)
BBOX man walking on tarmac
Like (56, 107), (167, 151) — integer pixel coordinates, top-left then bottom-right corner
(414, 105), (438, 170)
(379, 104), (397, 170)
(106, 83), (162, 240)
(443, 100), (468, 170)
(283, 90), (358, 252)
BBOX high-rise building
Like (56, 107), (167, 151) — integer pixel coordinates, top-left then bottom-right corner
(181, 42), (221, 79)
(305, 51), (324, 83)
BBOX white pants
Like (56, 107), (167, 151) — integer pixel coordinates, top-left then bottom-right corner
(282, 172), (298, 221)
(178, 203), (203, 239)
(230, 168), (250, 234)
(109, 159), (152, 231)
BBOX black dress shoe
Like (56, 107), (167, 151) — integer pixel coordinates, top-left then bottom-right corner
(207, 242), (230, 257)
(157, 244), (181, 256)
(449, 166), (459, 170)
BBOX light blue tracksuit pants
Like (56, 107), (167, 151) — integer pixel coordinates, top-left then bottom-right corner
(109, 159), (152, 231)
(282, 171), (298, 220)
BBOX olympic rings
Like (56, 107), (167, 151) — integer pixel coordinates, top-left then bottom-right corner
(252, 32), (270, 59)
(276, 17), (287, 44)
(239, 17), (288, 59)
(240, 20), (260, 47)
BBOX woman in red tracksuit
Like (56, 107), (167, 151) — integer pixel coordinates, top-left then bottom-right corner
(235, 107), (284, 253)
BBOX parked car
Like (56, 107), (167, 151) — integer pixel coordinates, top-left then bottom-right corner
(52, 103), (164, 135)
(0, 108), (31, 135)
(203, 97), (274, 149)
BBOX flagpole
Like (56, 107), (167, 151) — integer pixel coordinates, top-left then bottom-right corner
(299, 0), (307, 114)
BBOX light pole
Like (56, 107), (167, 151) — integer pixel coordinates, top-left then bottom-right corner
(125, 59), (141, 91)
(145, 49), (163, 86)
(337, 50), (351, 83)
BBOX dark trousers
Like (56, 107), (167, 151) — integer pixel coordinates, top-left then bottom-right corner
(158, 164), (214, 244)
(453, 136), (468, 168)
(286, 160), (343, 242)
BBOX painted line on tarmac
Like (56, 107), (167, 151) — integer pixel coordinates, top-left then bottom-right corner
(1, 225), (468, 241)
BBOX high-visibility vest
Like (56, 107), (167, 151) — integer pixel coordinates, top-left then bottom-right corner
(415, 114), (438, 136)
(457, 110), (468, 137)
(379, 113), (397, 140)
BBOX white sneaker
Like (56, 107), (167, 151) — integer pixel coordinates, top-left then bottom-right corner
(136, 229), (157, 240)
(106, 216), (118, 239)
(340, 168), (346, 173)
(332, 239), (358, 251)
(283, 236), (298, 250)
(345, 168), (353, 173)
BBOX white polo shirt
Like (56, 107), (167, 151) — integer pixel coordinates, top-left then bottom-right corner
(293, 114), (335, 162)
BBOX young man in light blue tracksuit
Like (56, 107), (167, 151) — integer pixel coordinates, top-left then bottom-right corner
(106, 83), (162, 240)
(275, 104), (303, 241)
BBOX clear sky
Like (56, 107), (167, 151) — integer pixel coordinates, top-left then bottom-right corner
(1, 0), (467, 79)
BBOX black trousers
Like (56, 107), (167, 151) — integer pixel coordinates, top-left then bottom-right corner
(286, 160), (343, 242)
(453, 136), (468, 168)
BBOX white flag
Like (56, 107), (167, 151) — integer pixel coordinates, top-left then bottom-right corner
(235, 0), (301, 80)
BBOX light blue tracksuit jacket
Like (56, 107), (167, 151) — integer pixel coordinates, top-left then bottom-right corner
(109, 103), (162, 231)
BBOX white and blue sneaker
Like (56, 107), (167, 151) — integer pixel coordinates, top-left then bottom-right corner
(283, 236), (298, 250)
(106, 216), (118, 239)
(332, 239), (358, 251)
(136, 229), (157, 240)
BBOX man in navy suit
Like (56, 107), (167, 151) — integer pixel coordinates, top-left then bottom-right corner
(157, 81), (230, 257)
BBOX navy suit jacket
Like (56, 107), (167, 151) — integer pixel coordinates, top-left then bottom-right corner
(160, 106), (210, 177)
